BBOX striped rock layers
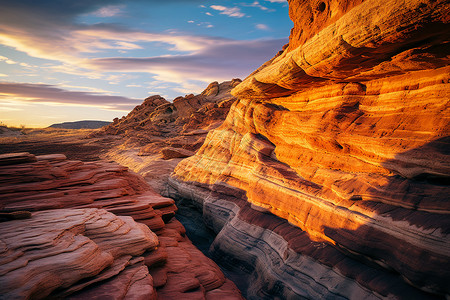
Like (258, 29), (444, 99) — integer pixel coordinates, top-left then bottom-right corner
(0, 152), (243, 299)
(169, 0), (450, 299)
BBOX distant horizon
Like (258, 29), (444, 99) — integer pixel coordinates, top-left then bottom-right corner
(0, 0), (291, 127)
(0, 78), (236, 129)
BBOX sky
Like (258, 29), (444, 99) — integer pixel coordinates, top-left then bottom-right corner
(0, 0), (291, 128)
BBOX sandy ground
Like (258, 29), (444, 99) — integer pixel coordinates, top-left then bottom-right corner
(0, 128), (121, 161)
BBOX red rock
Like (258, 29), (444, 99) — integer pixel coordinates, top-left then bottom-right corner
(95, 80), (240, 147)
(0, 152), (243, 299)
(0, 209), (158, 299)
(0, 152), (36, 165)
(149, 266), (168, 288)
(206, 279), (244, 300)
(68, 261), (157, 300)
(169, 0), (450, 298)
(144, 246), (168, 268)
(160, 147), (195, 160)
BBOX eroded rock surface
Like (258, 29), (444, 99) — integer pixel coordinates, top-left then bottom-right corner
(97, 79), (241, 151)
(0, 152), (243, 299)
(92, 79), (241, 195)
(0, 208), (158, 300)
(169, 0), (450, 299)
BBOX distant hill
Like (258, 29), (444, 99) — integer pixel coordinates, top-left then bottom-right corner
(49, 120), (111, 129)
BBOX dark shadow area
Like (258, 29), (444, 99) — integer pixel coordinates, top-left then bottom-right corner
(321, 136), (450, 297)
(173, 195), (250, 298)
(173, 198), (216, 254)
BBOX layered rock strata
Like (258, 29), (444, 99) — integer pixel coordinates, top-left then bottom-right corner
(169, 0), (450, 299)
(0, 152), (176, 230)
(0, 152), (243, 299)
(89, 80), (242, 195)
(0, 208), (158, 300)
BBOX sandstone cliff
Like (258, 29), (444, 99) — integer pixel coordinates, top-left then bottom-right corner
(169, 0), (450, 299)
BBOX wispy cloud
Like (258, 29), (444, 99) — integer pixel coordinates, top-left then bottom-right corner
(210, 5), (246, 18)
(242, 1), (275, 12)
(0, 55), (17, 64)
(256, 24), (270, 30)
(85, 38), (286, 83)
(1, 16), (285, 86)
(92, 5), (125, 17)
(0, 81), (140, 111)
(187, 20), (214, 28)
(0, 0), (288, 102)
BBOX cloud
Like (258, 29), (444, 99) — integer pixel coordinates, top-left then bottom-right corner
(0, 0), (217, 62)
(210, 5), (246, 18)
(85, 38), (287, 84)
(0, 19), (233, 66)
(0, 81), (141, 111)
(256, 24), (270, 30)
(205, 12), (213, 16)
(243, 1), (274, 12)
(92, 5), (124, 17)
(0, 55), (17, 64)
(115, 41), (143, 49)
(0, 0), (288, 100)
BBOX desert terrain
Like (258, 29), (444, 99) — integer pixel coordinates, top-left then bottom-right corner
(1, 0), (449, 299)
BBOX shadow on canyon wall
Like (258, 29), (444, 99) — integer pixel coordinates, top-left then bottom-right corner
(173, 136), (449, 299)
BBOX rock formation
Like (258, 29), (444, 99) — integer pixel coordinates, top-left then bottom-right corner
(97, 79), (241, 151)
(0, 208), (158, 299)
(0, 152), (243, 299)
(92, 79), (242, 195)
(169, 0), (450, 299)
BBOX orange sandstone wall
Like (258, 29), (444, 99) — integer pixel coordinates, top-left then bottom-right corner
(170, 0), (450, 298)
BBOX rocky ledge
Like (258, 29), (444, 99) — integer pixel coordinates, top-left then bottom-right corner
(169, 0), (450, 299)
(0, 152), (243, 299)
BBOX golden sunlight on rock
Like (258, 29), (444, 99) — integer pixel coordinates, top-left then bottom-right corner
(169, 0), (450, 298)
(1, 0), (449, 299)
